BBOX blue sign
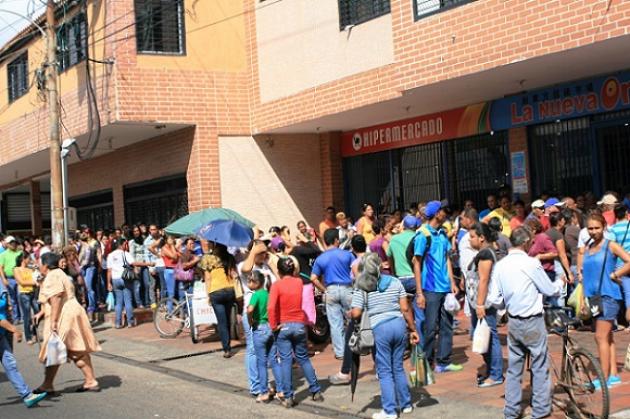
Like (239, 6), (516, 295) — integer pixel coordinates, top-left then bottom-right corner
(490, 70), (630, 130)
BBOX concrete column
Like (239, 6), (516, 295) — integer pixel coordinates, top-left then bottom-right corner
(319, 131), (345, 211)
(30, 181), (43, 236)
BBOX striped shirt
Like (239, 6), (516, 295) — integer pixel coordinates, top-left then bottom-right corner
(351, 276), (406, 328)
(610, 220), (630, 269)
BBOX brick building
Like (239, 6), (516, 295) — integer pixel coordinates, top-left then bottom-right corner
(1, 0), (630, 234)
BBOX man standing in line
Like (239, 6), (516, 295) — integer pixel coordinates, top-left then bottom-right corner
(144, 225), (163, 307)
(479, 194), (498, 220)
(487, 227), (562, 419)
(0, 237), (22, 324)
(413, 201), (462, 373)
(311, 229), (355, 360)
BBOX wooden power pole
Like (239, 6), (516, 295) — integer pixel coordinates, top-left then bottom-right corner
(46, 0), (64, 248)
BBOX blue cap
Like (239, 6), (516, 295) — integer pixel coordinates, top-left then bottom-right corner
(544, 198), (560, 208)
(424, 200), (442, 218)
(403, 215), (419, 229)
(624, 197), (630, 210)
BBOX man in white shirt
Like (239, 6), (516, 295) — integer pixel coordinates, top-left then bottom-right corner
(488, 227), (562, 419)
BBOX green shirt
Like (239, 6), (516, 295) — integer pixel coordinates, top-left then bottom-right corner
(386, 230), (415, 278)
(0, 249), (21, 278)
(249, 289), (269, 325)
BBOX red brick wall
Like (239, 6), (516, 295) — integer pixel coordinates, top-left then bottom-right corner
(319, 132), (345, 211)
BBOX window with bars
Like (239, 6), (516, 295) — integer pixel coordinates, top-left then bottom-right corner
(135, 0), (186, 55)
(7, 52), (28, 103)
(414, 0), (475, 20)
(338, 0), (390, 29)
(57, 13), (87, 72)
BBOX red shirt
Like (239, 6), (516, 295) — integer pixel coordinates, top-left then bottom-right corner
(528, 233), (557, 272)
(268, 276), (305, 329)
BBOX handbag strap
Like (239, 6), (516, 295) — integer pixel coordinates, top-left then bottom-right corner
(621, 221), (630, 246)
(595, 241), (610, 296)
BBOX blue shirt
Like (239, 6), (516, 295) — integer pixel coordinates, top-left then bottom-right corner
(582, 240), (622, 300)
(610, 220), (630, 270)
(312, 247), (355, 287)
(479, 208), (491, 220)
(0, 283), (8, 337)
(413, 224), (451, 293)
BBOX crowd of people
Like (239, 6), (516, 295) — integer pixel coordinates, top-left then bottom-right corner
(1, 188), (630, 417)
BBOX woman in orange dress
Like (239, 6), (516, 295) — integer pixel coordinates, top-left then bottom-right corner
(33, 252), (101, 394)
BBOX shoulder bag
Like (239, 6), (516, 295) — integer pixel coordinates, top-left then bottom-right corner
(175, 261), (194, 282)
(121, 252), (139, 282)
(348, 290), (374, 356)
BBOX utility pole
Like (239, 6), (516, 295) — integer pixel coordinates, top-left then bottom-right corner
(46, 0), (64, 248)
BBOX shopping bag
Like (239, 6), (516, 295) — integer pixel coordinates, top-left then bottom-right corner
(106, 292), (115, 312)
(46, 332), (67, 367)
(409, 344), (435, 387)
(472, 319), (490, 354)
(567, 283), (584, 312)
(443, 293), (460, 316)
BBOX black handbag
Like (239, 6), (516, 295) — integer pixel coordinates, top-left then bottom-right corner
(588, 241), (610, 317)
(121, 253), (138, 282)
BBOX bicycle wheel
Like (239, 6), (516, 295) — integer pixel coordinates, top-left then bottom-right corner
(566, 347), (609, 419)
(153, 298), (186, 338)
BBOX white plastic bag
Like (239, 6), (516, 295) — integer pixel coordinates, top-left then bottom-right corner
(443, 293), (460, 315)
(46, 332), (67, 367)
(106, 292), (115, 312)
(472, 319), (490, 354)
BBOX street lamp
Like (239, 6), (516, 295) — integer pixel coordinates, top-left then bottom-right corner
(61, 138), (76, 245)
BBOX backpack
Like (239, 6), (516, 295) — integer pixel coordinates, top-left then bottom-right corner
(405, 225), (433, 269)
(465, 248), (497, 309)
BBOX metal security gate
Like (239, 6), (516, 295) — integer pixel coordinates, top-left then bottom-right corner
(70, 190), (114, 231)
(596, 121), (630, 195)
(124, 175), (188, 227)
(400, 142), (443, 208)
(528, 118), (593, 198)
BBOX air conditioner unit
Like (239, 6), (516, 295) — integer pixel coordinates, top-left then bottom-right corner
(67, 207), (78, 231)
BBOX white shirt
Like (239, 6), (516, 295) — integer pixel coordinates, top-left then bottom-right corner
(577, 227), (614, 249)
(488, 249), (562, 318)
(107, 250), (135, 280)
(458, 232), (477, 273)
(237, 261), (276, 307)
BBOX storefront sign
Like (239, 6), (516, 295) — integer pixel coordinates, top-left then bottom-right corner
(341, 103), (491, 157)
(510, 151), (528, 194)
(490, 71), (630, 130)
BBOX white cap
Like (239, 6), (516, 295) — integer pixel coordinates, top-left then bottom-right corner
(531, 199), (545, 209)
(597, 194), (618, 206)
(4, 235), (16, 243)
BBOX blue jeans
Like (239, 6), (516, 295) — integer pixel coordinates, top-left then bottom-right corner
(252, 323), (283, 395)
(470, 307), (503, 382)
(6, 277), (20, 322)
(621, 276), (630, 308)
(156, 266), (166, 300)
(18, 292), (39, 341)
(82, 266), (97, 313)
(325, 284), (352, 358)
(374, 317), (412, 415)
(242, 308), (260, 394)
(209, 287), (236, 352)
(399, 276), (425, 342)
(423, 291), (453, 367)
(177, 281), (193, 314)
(142, 267), (155, 306)
(98, 269), (107, 304)
(276, 322), (321, 398)
(0, 334), (31, 398)
(113, 278), (134, 327)
(163, 268), (176, 312)
(505, 315), (551, 419)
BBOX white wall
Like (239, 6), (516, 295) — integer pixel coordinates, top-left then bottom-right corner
(256, 0), (394, 103)
(218, 135), (323, 230)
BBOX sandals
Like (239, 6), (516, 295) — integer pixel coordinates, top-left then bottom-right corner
(76, 385), (101, 393)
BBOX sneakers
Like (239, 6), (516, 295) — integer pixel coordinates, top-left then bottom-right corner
(401, 405), (414, 414)
(24, 392), (47, 408)
(311, 392), (324, 402)
(328, 372), (351, 385)
(434, 363), (464, 373)
(591, 376), (621, 391)
(372, 410), (398, 419)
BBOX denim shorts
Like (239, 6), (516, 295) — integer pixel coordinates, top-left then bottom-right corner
(595, 295), (620, 321)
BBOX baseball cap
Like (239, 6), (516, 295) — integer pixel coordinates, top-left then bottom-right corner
(4, 235), (16, 243)
(403, 215), (419, 229)
(270, 236), (284, 252)
(531, 199), (545, 209)
(335, 212), (347, 220)
(544, 198), (565, 209)
(597, 194), (618, 206)
(424, 201), (443, 218)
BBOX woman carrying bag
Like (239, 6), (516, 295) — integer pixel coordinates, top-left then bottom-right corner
(580, 213), (630, 390)
(467, 222), (504, 388)
(34, 252), (101, 394)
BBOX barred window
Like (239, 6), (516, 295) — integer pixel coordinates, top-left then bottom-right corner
(7, 52), (28, 103)
(57, 13), (88, 72)
(414, 0), (475, 20)
(338, 0), (390, 29)
(135, 0), (186, 55)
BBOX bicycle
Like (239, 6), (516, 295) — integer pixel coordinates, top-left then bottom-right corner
(545, 307), (609, 419)
(153, 294), (194, 341)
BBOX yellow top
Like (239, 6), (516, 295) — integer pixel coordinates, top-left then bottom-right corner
(486, 208), (514, 237)
(14, 267), (35, 293)
(200, 255), (234, 294)
(359, 217), (376, 243)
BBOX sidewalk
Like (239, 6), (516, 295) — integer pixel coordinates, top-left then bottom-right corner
(95, 313), (630, 418)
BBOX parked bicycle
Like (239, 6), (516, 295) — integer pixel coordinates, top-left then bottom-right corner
(545, 307), (609, 419)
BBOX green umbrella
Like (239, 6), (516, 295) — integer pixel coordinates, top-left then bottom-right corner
(164, 208), (255, 236)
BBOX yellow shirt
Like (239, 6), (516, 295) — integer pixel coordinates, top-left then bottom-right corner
(200, 255), (234, 294)
(14, 267), (35, 293)
(359, 217), (376, 243)
(486, 208), (514, 237)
